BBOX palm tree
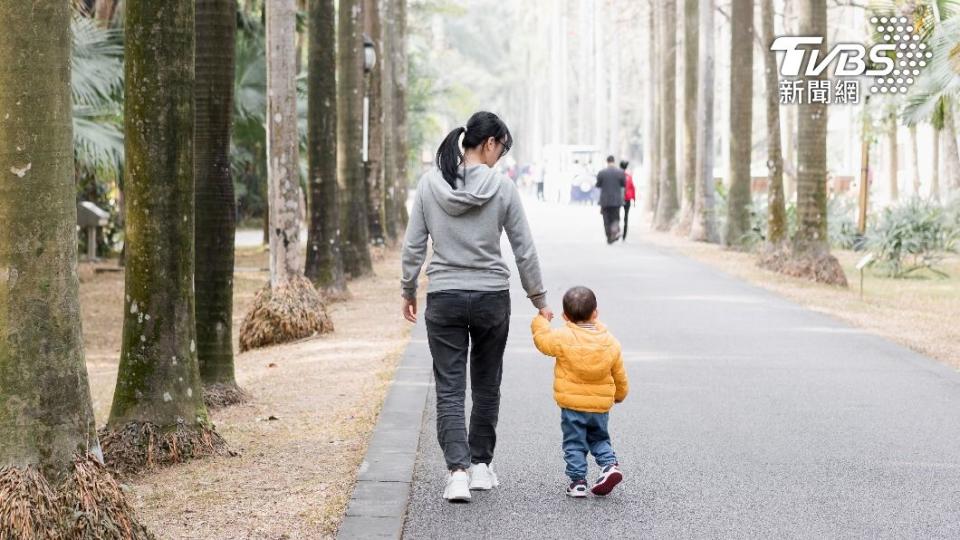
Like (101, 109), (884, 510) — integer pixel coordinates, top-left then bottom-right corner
(382, 0), (400, 242)
(305, 0), (348, 296)
(725, 0), (753, 246)
(654, 0), (679, 230)
(238, 0), (334, 351)
(195, 0), (245, 408)
(645, 0), (660, 215)
(102, 0), (225, 474)
(782, 0), (846, 286)
(364, 0), (386, 246)
(761, 0), (786, 243)
(0, 3), (149, 536)
(691, 0), (720, 242)
(675, 0), (699, 235)
(338, 0), (373, 277)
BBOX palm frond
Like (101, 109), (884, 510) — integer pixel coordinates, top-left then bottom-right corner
(73, 105), (124, 172)
(70, 15), (123, 108)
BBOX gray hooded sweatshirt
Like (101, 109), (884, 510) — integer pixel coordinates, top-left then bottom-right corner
(401, 164), (547, 309)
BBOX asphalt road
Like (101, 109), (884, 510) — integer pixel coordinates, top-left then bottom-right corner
(401, 201), (960, 539)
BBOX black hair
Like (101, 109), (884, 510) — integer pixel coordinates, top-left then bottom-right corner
(606, 155), (615, 164)
(619, 160), (629, 170)
(435, 111), (513, 189)
(562, 286), (598, 323)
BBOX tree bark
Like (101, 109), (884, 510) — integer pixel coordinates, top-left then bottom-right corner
(0, 0), (101, 480)
(305, 0), (348, 295)
(725, 0), (753, 246)
(393, 0), (409, 230)
(381, 0), (399, 242)
(781, 0), (797, 200)
(932, 126), (941, 201)
(887, 116), (899, 202)
(95, 0), (117, 25)
(762, 0), (786, 243)
(266, 0), (303, 285)
(654, 0), (679, 230)
(675, 0), (698, 234)
(645, 0), (660, 214)
(943, 103), (960, 195)
(108, 0), (210, 430)
(194, 0), (239, 390)
(909, 124), (920, 196)
(690, 0), (719, 243)
(338, 0), (372, 277)
(364, 0), (386, 246)
(795, 0), (828, 249)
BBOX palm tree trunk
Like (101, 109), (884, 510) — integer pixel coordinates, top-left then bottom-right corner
(338, 0), (373, 277)
(0, 0), (100, 479)
(690, 0), (719, 243)
(393, 0), (410, 230)
(762, 0), (786, 244)
(887, 117), (899, 202)
(724, 0), (753, 246)
(95, 0), (116, 25)
(675, 0), (698, 234)
(781, 0), (797, 199)
(944, 103), (960, 194)
(932, 126), (941, 201)
(105, 0), (222, 471)
(381, 0), (399, 243)
(266, 0), (302, 285)
(645, 0), (660, 214)
(795, 0), (827, 249)
(909, 124), (920, 196)
(306, 0), (348, 296)
(195, 0), (241, 403)
(237, 0), (334, 352)
(364, 0), (386, 247)
(654, 0), (678, 230)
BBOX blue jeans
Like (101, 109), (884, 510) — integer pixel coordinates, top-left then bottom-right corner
(561, 408), (618, 481)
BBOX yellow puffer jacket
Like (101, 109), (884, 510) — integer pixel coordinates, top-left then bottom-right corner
(531, 315), (629, 413)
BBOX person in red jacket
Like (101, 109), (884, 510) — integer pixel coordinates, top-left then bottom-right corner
(620, 160), (636, 241)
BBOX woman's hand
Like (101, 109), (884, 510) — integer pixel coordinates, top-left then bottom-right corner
(402, 296), (418, 323)
(538, 306), (554, 321)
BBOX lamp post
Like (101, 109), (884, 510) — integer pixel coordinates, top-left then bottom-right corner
(362, 34), (376, 163)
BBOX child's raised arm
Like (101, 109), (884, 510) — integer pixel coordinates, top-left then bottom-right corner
(531, 314), (561, 357)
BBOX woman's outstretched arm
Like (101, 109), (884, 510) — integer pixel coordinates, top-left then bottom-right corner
(503, 181), (548, 310)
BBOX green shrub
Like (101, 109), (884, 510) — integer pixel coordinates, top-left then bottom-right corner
(826, 196), (861, 250)
(867, 198), (956, 278)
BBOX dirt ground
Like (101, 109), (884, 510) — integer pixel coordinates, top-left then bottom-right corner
(635, 217), (960, 370)
(78, 246), (412, 539)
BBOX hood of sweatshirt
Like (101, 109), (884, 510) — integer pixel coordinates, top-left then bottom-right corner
(427, 164), (503, 216)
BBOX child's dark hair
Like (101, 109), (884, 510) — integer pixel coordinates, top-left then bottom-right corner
(619, 160), (629, 170)
(562, 286), (598, 323)
(435, 111), (513, 189)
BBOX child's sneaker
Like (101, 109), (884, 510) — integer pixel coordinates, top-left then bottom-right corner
(565, 479), (588, 498)
(590, 464), (623, 496)
(468, 463), (499, 490)
(442, 470), (471, 502)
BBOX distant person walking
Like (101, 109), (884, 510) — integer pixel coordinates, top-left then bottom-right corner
(620, 160), (636, 241)
(595, 155), (626, 244)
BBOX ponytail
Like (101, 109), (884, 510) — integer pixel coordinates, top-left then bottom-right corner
(435, 127), (466, 189)
(435, 111), (513, 190)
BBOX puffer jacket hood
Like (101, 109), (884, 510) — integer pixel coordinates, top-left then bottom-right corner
(531, 315), (629, 413)
(426, 164), (503, 216)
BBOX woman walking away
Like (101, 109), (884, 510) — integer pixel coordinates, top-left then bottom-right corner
(620, 160), (636, 241)
(401, 111), (553, 502)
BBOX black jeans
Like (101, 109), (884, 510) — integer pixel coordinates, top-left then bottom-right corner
(601, 206), (621, 243)
(425, 290), (511, 471)
(622, 200), (632, 240)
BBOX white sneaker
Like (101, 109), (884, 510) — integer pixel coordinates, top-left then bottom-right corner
(442, 470), (471, 502)
(468, 463), (500, 490)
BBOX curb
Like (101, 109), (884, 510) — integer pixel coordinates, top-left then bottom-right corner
(337, 322), (431, 539)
